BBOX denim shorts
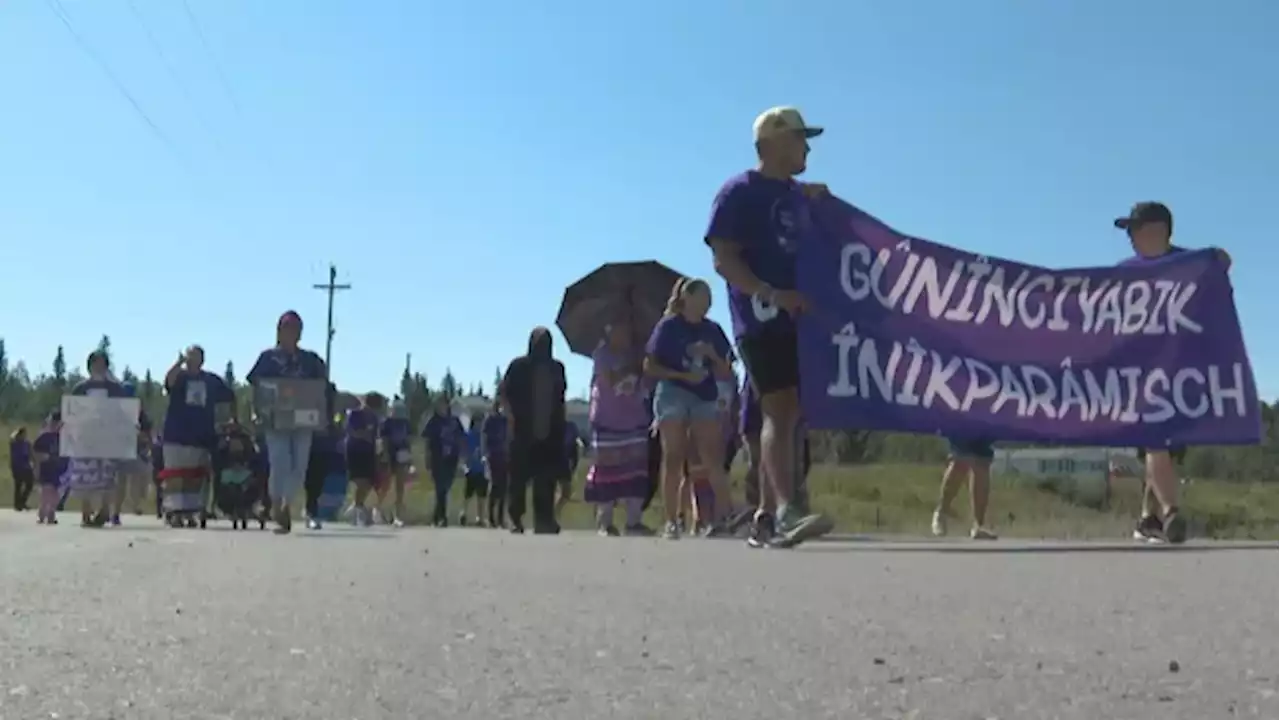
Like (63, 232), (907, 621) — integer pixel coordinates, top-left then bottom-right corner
(652, 381), (719, 423)
(947, 437), (995, 462)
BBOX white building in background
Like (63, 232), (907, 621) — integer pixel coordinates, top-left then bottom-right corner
(991, 447), (1142, 505)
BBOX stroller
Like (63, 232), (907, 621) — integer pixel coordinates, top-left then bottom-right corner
(211, 423), (268, 530)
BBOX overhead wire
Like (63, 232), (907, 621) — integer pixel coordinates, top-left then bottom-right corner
(123, 0), (224, 154)
(179, 0), (241, 116)
(42, 0), (189, 167)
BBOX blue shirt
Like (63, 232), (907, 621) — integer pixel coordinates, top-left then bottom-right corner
(704, 170), (814, 338)
(645, 314), (733, 401)
(464, 427), (483, 472)
(421, 413), (464, 464)
(163, 371), (234, 448)
(246, 347), (326, 383)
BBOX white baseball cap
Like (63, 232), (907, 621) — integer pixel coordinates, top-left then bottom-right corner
(752, 106), (824, 142)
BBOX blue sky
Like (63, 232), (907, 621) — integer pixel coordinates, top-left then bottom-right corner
(1, 0), (1275, 400)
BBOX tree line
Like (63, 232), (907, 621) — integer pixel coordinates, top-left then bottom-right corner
(0, 337), (1274, 482)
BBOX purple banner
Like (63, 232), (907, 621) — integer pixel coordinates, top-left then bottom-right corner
(797, 199), (1261, 446)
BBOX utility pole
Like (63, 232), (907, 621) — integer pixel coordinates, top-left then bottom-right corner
(312, 264), (352, 378)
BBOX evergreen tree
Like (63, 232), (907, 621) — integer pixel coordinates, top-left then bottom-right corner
(493, 366), (503, 396)
(142, 369), (156, 400)
(52, 346), (67, 388)
(224, 360), (237, 386)
(0, 338), (8, 391)
(440, 369), (458, 399)
(96, 335), (112, 363)
(121, 366), (139, 384)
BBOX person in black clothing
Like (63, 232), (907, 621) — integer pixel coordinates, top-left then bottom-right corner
(501, 326), (568, 534)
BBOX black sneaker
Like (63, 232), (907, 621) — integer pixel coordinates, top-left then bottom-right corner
(1162, 509), (1188, 545)
(1133, 514), (1164, 542)
(746, 513), (776, 549)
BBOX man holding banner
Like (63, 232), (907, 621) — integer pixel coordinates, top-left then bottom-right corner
(1113, 201), (1232, 544)
(704, 106), (835, 549)
(794, 191), (1259, 546)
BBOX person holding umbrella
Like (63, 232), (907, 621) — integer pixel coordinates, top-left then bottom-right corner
(582, 321), (653, 536)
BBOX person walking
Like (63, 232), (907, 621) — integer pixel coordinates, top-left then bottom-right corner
(380, 397), (414, 527)
(582, 322), (653, 536)
(704, 106), (834, 548)
(1112, 201), (1231, 545)
(481, 400), (509, 529)
(246, 311), (327, 535)
(644, 277), (737, 539)
(931, 439), (998, 540)
(32, 414), (65, 524)
(460, 414), (488, 526)
(421, 396), (465, 527)
(65, 351), (127, 528)
(160, 345), (236, 528)
(9, 427), (34, 512)
(500, 327), (569, 534)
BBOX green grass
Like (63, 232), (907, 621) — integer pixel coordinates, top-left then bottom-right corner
(1, 430), (1274, 539)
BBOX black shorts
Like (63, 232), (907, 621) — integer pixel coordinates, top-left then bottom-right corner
(1136, 446), (1187, 464)
(464, 471), (489, 498)
(346, 445), (378, 480)
(738, 322), (800, 396)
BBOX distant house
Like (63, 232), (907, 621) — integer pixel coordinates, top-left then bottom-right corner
(992, 447), (1142, 506)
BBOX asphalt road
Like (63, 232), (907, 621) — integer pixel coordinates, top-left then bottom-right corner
(0, 511), (1275, 720)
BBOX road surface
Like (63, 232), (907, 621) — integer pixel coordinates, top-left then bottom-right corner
(0, 511), (1275, 720)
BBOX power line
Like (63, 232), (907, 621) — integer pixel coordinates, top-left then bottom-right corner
(43, 0), (181, 159)
(311, 264), (352, 379)
(123, 0), (223, 153)
(179, 0), (240, 115)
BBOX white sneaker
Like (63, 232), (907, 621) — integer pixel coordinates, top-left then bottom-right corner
(392, 517), (405, 529)
(371, 508), (384, 525)
(970, 525), (998, 540)
(930, 510), (947, 537)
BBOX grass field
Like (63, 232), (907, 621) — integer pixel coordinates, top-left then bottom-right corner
(1, 430), (1274, 539)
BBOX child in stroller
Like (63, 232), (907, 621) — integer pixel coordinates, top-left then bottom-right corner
(212, 422), (267, 529)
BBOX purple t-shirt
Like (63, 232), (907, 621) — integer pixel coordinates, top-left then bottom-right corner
(422, 413), (464, 462)
(1117, 244), (1187, 267)
(704, 170), (814, 338)
(9, 437), (31, 472)
(164, 371), (234, 448)
(345, 407), (377, 453)
(645, 314), (732, 402)
(246, 347), (326, 383)
(380, 417), (412, 451)
(589, 345), (650, 431)
(32, 431), (64, 485)
(481, 413), (507, 459)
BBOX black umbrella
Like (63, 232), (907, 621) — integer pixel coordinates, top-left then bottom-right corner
(556, 260), (684, 358)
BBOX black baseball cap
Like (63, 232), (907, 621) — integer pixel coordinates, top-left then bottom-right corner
(1114, 201), (1173, 234)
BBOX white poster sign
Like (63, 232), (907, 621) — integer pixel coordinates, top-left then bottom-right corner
(60, 395), (141, 460)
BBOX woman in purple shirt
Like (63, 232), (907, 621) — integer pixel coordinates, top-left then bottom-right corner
(644, 277), (736, 539)
(9, 427), (34, 512)
(33, 414), (65, 524)
(583, 322), (654, 536)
